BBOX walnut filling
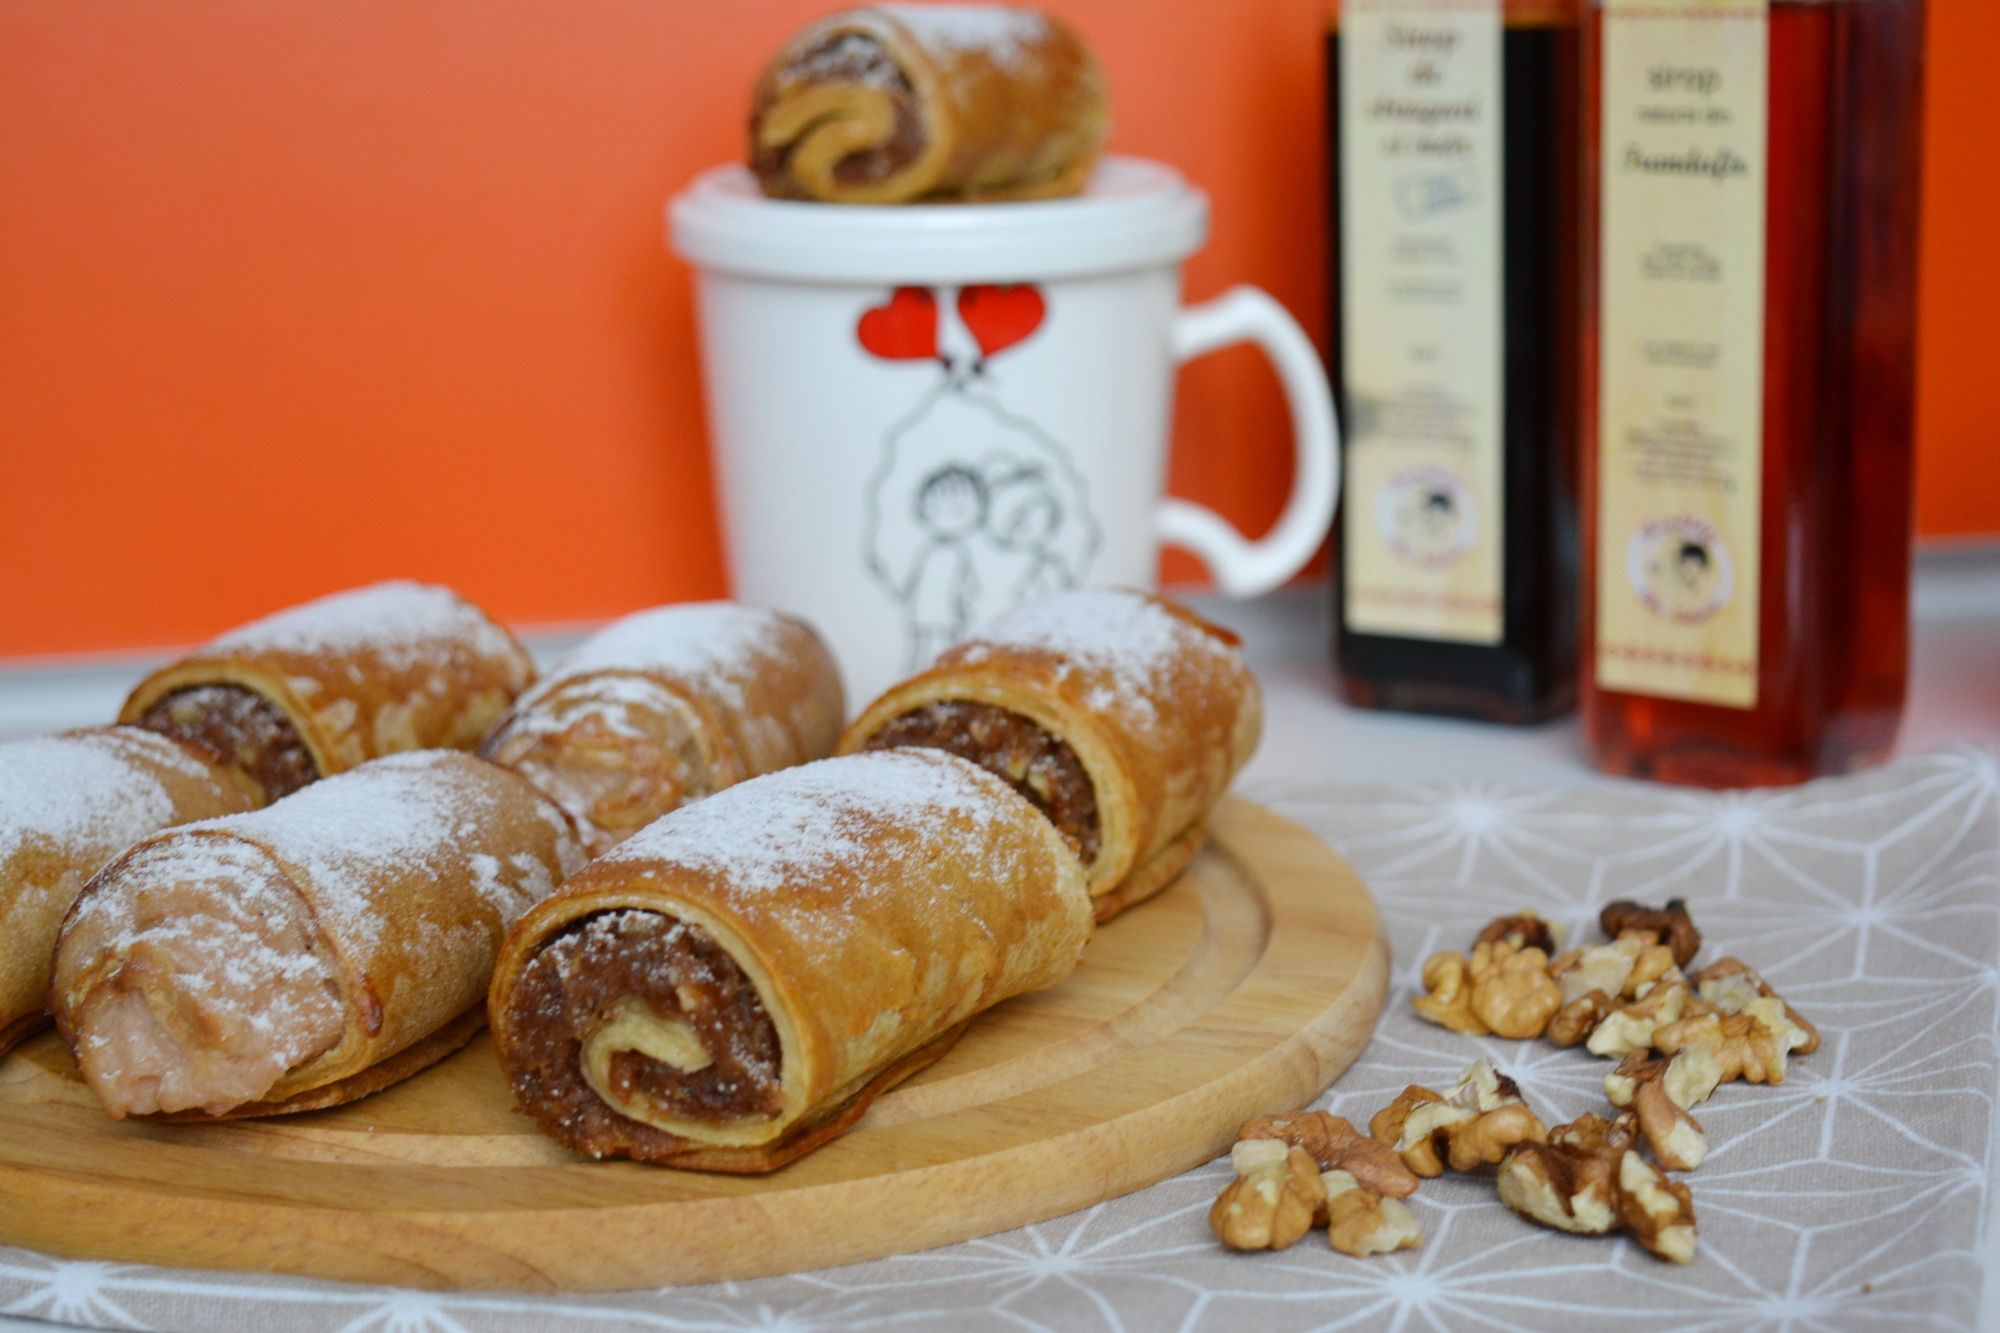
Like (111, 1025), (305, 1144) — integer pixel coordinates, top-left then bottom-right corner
(757, 33), (928, 194)
(503, 909), (783, 1159)
(137, 684), (316, 804)
(861, 701), (1101, 866)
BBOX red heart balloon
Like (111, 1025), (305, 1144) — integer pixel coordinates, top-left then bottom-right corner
(958, 284), (1046, 360)
(857, 286), (939, 360)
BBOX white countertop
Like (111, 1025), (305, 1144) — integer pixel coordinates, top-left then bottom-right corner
(8, 550), (1998, 771)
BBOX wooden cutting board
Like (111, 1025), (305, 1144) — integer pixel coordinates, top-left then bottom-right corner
(0, 797), (1387, 1291)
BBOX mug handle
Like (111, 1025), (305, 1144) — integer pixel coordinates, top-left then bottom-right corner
(1158, 286), (1342, 597)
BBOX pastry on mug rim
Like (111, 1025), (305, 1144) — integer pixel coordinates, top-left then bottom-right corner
(750, 4), (1108, 205)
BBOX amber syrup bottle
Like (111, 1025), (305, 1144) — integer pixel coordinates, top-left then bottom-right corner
(1328, 0), (1583, 724)
(1580, 0), (1924, 786)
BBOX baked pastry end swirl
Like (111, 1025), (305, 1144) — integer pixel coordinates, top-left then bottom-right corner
(490, 748), (1092, 1171)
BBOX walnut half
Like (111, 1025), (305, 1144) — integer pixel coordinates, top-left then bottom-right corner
(1469, 938), (1561, 1039)
(1413, 951), (1488, 1036)
(1210, 1140), (1326, 1251)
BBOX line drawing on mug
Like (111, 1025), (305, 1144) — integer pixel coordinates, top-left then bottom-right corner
(859, 283), (1101, 670)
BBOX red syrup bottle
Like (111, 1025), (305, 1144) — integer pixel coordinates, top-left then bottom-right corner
(1580, 0), (1924, 787)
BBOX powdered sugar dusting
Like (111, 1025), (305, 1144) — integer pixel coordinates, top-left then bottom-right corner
(65, 834), (342, 1065)
(958, 589), (1238, 729)
(0, 729), (207, 867)
(206, 581), (516, 671)
(792, 30), (908, 90)
(877, 4), (1048, 64)
(598, 749), (1046, 951)
(165, 752), (576, 957)
(524, 604), (795, 716)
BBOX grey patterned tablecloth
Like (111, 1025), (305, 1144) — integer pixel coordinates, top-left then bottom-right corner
(7, 747), (1998, 1332)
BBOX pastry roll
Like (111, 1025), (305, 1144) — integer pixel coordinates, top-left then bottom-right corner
(120, 580), (535, 805)
(490, 748), (1091, 1172)
(750, 5), (1108, 204)
(0, 728), (252, 1057)
(52, 751), (584, 1120)
(481, 603), (844, 857)
(842, 588), (1261, 921)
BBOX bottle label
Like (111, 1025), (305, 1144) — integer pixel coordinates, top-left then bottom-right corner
(1339, 0), (1505, 645)
(1594, 0), (1768, 709)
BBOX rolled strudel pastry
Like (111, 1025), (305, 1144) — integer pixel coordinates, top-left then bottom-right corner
(0, 728), (252, 1057)
(120, 581), (535, 805)
(481, 603), (844, 857)
(841, 589), (1261, 921)
(489, 748), (1092, 1172)
(52, 751), (583, 1119)
(750, 5), (1108, 204)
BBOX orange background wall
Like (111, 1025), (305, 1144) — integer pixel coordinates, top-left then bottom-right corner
(0, 0), (1991, 658)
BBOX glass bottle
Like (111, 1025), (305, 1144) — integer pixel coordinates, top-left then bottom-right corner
(1327, 0), (1584, 724)
(1581, 0), (1924, 786)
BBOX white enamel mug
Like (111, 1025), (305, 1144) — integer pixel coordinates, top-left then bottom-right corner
(671, 156), (1340, 704)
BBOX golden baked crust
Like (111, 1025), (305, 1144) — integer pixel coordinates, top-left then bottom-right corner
(841, 589), (1260, 916)
(53, 752), (583, 1116)
(138, 1004), (489, 1122)
(482, 604), (845, 856)
(119, 581), (535, 788)
(489, 749), (1093, 1169)
(750, 6), (1108, 204)
(0, 727), (251, 1054)
(1088, 821), (1207, 924)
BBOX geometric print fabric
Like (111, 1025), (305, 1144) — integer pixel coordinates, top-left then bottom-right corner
(3, 747), (1996, 1332)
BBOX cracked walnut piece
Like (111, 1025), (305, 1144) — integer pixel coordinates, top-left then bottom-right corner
(1691, 957), (1820, 1054)
(1415, 939), (1562, 1040)
(1413, 951), (1488, 1036)
(1495, 1113), (1636, 1237)
(1547, 989), (1615, 1048)
(1389, 1061), (1548, 1177)
(1210, 1140), (1326, 1251)
(1322, 1169), (1423, 1257)
(1549, 933), (1648, 1007)
(1499, 1112), (1697, 1263)
(1468, 939), (1561, 1039)
(1475, 911), (1558, 954)
(1585, 979), (1701, 1059)
(1653, 1001), (1814, 1086)
(1631, 1079), (1707, 1171)
(1600, 898), (1702, 969)
(1239, 1111), (1419, 1199)
(1370, 1085), (1443, 1148)
(1604, 1048), (1724, 1112)
(1618, 1149), (1699, 1263)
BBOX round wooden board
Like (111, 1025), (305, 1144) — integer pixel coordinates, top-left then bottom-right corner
(0, 797), (1387, 1291)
